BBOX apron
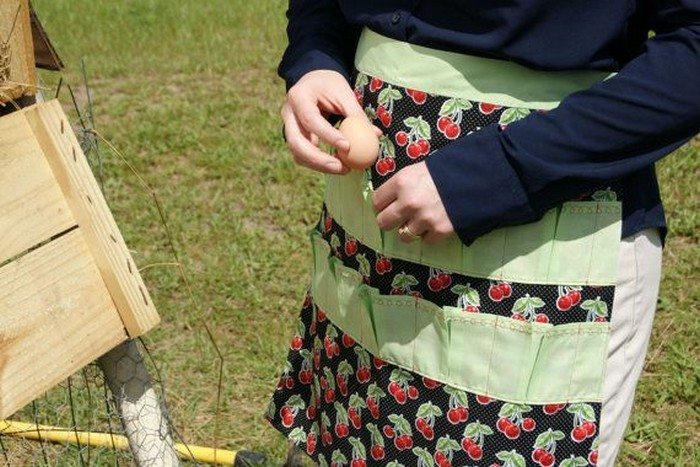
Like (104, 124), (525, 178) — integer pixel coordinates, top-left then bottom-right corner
(267, 29), (621, 467)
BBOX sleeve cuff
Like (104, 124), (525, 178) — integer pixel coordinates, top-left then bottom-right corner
(425, 124), (541, 245)
(279, 49), (354, 91)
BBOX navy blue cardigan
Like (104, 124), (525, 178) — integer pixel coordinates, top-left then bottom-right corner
(279, 0), (700, 244)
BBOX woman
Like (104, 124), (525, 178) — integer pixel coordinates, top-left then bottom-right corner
(266, 2), (699, 466)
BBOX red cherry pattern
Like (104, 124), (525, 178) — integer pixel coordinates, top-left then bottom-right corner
(478, 102), (502, 115)
(343, 238), (358, 256)
(428, 268), (452, 292)
(406, 88), (427, 105)
(374, 255), (392, 275)
(394, 131), (408, 146)
(377, 105), (392, 127)
(374, 156), (396, 176)
(588, 449), (599, 465)
(488, 282), (512, 302)
(556, 286), (583, 311)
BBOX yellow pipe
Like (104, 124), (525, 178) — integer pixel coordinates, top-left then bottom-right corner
(0, 420), (237, 465)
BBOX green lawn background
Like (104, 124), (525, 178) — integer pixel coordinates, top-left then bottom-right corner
(14, 1), (698, 465)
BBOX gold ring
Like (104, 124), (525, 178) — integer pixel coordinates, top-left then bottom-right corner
(398, 223), (421, 242)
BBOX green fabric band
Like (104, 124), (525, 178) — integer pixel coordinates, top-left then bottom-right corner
(311, 231), (609, 404)
(324, 170), (621, 286)
(355, 29), (614, 110)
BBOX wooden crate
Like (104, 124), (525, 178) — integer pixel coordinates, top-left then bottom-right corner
(0, 0), (36, 104)
(0, 100), (160, 418)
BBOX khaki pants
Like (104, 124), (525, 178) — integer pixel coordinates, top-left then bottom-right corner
(599, 228), (663, 466)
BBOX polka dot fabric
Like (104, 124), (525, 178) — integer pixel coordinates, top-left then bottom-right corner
(266, 73), (610, 466)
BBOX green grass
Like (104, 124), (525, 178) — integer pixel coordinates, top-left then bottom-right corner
(6, 1), (698, 465)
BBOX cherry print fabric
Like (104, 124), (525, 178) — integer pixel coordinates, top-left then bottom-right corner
(266, 73), (614, 466)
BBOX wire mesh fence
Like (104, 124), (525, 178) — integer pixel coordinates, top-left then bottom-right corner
(1, 341), (172, 466)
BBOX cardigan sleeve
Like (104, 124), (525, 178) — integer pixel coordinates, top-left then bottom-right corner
(278, 0), (361, 90)
(425, 0), (700, 245)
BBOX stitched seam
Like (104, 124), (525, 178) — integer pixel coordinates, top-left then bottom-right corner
(567, 325), (583, 401)
(625, 232), (642, 366)
(371, 297), (608, 335)
(624, 233), (644, 364)
(484, 319), (498, 396)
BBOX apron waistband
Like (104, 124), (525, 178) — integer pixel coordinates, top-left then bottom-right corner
(355, 28), (614, 110)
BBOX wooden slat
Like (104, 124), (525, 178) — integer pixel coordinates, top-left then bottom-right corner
(0, 108), (76, 263)
(0, 228), (128, 419)
(24, 100), (160, 337)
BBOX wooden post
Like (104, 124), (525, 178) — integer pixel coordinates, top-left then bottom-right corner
(0, 0), (37, 104)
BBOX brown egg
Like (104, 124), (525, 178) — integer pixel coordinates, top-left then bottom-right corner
(337, 116), (379, 170)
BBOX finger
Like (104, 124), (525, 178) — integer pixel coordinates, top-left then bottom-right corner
(297, 110), (320, 147)
(309, 133), (320, 147)
(330, 87), (384, 138)
(398, 218), (429, 244)
(375, 201), (406, 231)
(293, 95), (351, 152)
(283, 105), (349, 174)
(292, 111), (321, 148)
(372, 175), (399, 213)
(335, 90), (384, 138)
(421, 229), (448, 245)
(333, 86), (365, 118)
